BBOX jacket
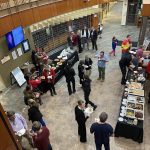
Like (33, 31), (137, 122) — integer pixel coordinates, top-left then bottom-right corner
(28, 106), (43, 122)
(64, 65), (76, 82)
(90, 30), (98, 40)
(82, 78), (91, 92)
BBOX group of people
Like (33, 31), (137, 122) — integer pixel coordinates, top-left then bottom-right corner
(75, 100), (113, 150)
(67, 24), (103, 53)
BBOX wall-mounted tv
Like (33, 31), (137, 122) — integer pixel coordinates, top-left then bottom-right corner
(5, 32), (15, 50)
(5, 26), (24, 50)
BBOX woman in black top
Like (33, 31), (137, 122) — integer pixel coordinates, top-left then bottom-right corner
(78, 60), (85, 86)
(77, 30), (83, 53)
(28, 99), (46, 126)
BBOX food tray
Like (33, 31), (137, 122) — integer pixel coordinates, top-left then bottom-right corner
(127, 102), (135, 109)
(128, 82), (143, 90)
(128, 89), (144, 97)
(135, 110), (144, 120)
(126, 109), (135, 119)
(127, 95), (145, 103)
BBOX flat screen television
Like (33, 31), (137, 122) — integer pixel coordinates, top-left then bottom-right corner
(5, 32), (15, 50)
(22, 39), (30, 53)
(5, 26), (24, 50)
(12, 26), (24, 46)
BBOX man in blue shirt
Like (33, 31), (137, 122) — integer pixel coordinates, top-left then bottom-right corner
(96, 51), (109, 81)
(90, 112), (113, 150)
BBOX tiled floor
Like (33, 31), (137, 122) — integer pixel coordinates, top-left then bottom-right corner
(1, 1), (150, 150)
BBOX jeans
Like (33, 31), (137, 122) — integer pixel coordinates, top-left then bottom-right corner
(98, 67), (105, 80)
(39, 118), (46, 126)
(48, 143), (52, 150)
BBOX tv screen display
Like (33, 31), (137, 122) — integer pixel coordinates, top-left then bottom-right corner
(5, 32), (15, 50)
(12, 26), (24, 46)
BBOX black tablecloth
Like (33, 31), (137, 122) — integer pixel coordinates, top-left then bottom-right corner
(53, 51), (79, 83)
(114, 70), (144, 143)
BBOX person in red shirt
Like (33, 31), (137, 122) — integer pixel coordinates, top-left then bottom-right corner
(32, 121), (52, 150)
(29, 76), (41, 90)
(42, 66), (57, 96)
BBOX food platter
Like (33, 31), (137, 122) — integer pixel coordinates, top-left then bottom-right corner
(135, 111), (144, 120)
(127, 102), (135, 109)
(126, 109), (135, 118)
(128, 89), (144, 97)
(128, 82), (142, 90)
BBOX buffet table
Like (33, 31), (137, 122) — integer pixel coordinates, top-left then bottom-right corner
(51, 50), (79, 83)
(114, 69), (145, 143)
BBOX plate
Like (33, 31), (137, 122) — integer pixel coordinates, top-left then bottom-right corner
(17, 128), (26, 136)
(121, 109), (126, 113)
(120, 113), (125, 117)
(125, 88), (128, 92)
(118, 117), (123, 122)
(122, 102), (126, 105)
(121, 106), (126, 110)
(123, 99), (127, 102)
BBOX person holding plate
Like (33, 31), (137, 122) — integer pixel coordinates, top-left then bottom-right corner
(75, 100), (88, 143)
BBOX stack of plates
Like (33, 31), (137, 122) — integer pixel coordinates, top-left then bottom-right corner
(118, 117), (124, 122)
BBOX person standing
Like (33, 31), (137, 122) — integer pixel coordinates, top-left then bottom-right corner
(75, 100), (88, 143)
(77, 30), (83, 53)
(31, 121), (52, 150)
(81, 26), (90, 50)
(90, 27), (98, 51)
(98, 23), (103, 39)
(96, 51), (109, 81)
(7, 111), (28, 133)
(82, 75), (97, 110)
(136, 45), (144, 60)
(28, 99), (46, 126)
(84, 55), (93, 77)
(90, 112), (113, 150)
(119, 52), (132, 85)
(78, 60), (85, 86)
(64, 61), (76, 95)
(42, 67), (57, 96)
(109, 36), (118, 56)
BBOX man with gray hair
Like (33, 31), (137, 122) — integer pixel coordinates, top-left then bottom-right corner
(90, 112), (113, 150)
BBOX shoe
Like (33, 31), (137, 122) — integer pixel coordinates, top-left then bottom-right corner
(69, 93), (72, 95)
(73, 90), (76, 93)
(101, 79), (105, 82)
(54, 92), (57, 95)
(97, 78), (101, 80)
(51, 94), (54, 96)
(93, 105), (97, 111)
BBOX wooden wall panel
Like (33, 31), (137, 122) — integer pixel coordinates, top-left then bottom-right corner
(38, 4), (52, 20)
(0, 16), (14, 35)
(11, 13), (21, 28)
(0, 104), (22, 150)
(32, 7), (41, 23)
(19, 9), (35, 27)
(0, 0), (110, 36)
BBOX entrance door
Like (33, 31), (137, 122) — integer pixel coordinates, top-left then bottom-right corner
(127, 0), (138, 24)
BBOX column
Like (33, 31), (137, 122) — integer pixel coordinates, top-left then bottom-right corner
(121, 0), (128, 25)
(138, 17), (148, 46)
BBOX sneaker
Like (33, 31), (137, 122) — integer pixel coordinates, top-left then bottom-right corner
(93, 105), (97, 111)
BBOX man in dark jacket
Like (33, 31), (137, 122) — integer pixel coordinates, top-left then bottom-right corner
(64, 61), (76, 95)
(82, 75), (97, 110)
(90, 27), (98, 51)
(75, 100), (88, 143)
(84, 55), (93, 77)
(90, 112), (113, 150)
(119, 52), (132, 85)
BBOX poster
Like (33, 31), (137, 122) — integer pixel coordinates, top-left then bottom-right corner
(17, 48), (23, 56)
(12, 51), (17, 60)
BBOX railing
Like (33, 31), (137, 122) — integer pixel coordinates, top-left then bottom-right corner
(0, 0), (62, 17)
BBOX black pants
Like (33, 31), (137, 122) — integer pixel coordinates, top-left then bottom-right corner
(79, 75), (84, 85)
(96, 143), (110, 150)
(78, 123), (87, 142)
(67, 78), (76, 95)
(78, 43), (83, 53)
(91, 39), (97, 50)
(48, 83), (56, 95)
(84, 91), (95, 107)
(119, 64), (127, 85)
